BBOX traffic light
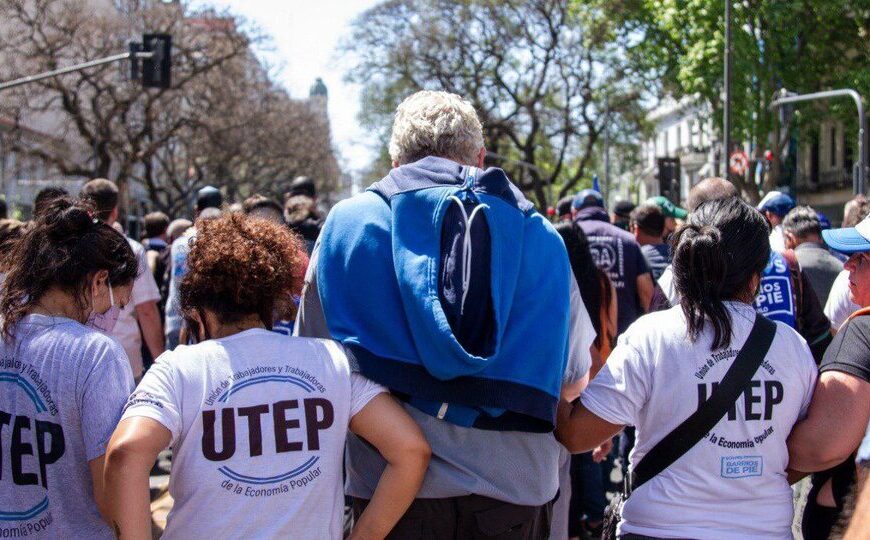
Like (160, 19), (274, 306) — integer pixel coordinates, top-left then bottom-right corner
(657, 157), (681, 203)
(141, 34), (171, 89)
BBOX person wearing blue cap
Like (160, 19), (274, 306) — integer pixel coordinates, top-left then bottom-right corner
(572, 189), (654, 335)
(757, 190), (796, 252)
(788, 214), (870, 540)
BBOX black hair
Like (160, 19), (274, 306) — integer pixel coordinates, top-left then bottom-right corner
(671, 197), (770, 350)
(243, 194), (283, 216)
(630, 203), (665, 237)
(555, 222), (611, 348)
(196, 186), (223, 211)
(782, 205), (822, 239)
(288, 176), (316, 198)
(0, 197), (138, 338)
(80, 178), (119, 222)
(556, 196), (574, 218)
(33, 187), (69, 219)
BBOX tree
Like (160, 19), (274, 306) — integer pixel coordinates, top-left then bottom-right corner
(0, 0), (252, 210)
(141, 49), (339, 215)
(342, 0), (649, 208)
(607, 0), (870, 201)
(0, 0), (340, 216)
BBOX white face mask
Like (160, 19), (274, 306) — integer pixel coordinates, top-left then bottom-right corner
(86, 282), (120, 334)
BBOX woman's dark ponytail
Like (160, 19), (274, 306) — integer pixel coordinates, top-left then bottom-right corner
(671, 197), (770, 350)
(0, 197), (138, 339)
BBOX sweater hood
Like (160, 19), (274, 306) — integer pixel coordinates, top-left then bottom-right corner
(367, 157), (534, 379)
(316, 156), (571, 431)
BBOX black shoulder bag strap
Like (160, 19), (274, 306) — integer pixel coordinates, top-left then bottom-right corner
(630, 314), (777, 492)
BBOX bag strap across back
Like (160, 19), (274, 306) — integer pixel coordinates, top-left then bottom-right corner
(630, 314), (777, 492)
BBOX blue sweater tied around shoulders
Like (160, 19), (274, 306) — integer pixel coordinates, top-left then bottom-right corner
(317, 156), (571, 432)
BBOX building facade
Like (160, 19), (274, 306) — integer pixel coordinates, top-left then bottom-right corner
(619, 96), (861, 222)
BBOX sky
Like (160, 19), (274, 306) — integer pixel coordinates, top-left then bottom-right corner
(189, 0), (381, 179)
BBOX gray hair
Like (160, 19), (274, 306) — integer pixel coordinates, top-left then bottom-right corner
(167, 218), (193, 242)
(388, 91), (484, 166)
(782, 205), (821, 239)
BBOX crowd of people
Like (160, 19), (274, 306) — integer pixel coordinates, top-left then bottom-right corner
(0, 89), (869, 540)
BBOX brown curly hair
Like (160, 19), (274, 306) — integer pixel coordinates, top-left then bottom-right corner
(179, 212), (306, 328)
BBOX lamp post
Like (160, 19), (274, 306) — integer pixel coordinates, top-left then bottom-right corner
(723, 0), (733, 175)
(769, 88), (867, 195)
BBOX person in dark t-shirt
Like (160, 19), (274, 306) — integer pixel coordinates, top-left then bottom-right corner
(631, 203), (670, 280)
(573, 189), (654, 334)
(788, 214), (870, 540)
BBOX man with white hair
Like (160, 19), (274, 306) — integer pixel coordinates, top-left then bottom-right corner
(296, 90), (593, 537)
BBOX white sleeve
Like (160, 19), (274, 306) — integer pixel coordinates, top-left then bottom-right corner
(130, 242), (161, 306)
(580, 340), (650, 427)
(564, 275), (594, 383)
(657, 264), (680, 305)
(121, 353), (183, 445)
(825, 270), (858, 330)
(349, 372), (387, 418)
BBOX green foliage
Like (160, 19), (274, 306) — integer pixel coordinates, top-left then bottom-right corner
(606, 0), (870, 196)
(341, 0), (652, 207)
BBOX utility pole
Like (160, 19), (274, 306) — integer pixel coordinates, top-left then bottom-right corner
(723, 0), (733, 175)
(604, 100), (611, 206)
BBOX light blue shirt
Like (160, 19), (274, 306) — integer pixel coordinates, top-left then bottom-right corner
(165, 230), (196, 336)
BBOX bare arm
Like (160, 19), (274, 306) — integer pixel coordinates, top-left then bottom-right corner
(135, 301), (165, 359)
(636, 273), (654, 313)
(89, 455), (111, 524)
(608, 284), (618, 338)
(104, 417), (172, 540)
(348, 394), (430, 540)
(555, 399), (624, 454)
(788, 371), (870, 472)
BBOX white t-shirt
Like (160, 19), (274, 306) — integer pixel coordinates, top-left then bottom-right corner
(581, 303), (817, 539)
(824, 269), (859, 330)
(769, 224), (786, 253)
(657, 264), (679, 306)
(111, 238), (161, 378)
(122, 330), (385, 539)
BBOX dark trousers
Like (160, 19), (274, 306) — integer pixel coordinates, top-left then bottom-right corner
(801, 497), (841, 540)
(568, 451), (607, 536)
(352, 495), (553, 539)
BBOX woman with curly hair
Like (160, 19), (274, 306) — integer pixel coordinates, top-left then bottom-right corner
(104, 213), (430, 540)
(0, 197), (138, 539)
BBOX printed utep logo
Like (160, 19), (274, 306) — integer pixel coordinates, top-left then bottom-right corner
(199, 367), (333, 497)
(721, 455), (763, 479)
(0, 366), (64, 536)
